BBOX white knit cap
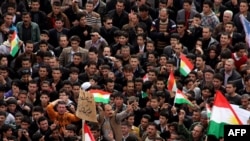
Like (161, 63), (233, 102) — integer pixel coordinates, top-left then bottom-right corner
(81, 82), (91, 90)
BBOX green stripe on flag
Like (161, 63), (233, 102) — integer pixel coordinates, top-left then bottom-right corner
(207, 120), (226, 139)
(94, 97), (110, 104)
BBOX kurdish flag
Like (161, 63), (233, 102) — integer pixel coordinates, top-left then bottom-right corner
(179, 54), (194, 76)
(89, 89), (111, 104)
(207, 91), (243, 139)
(83, 122), (95, 141)
(167, 71), (177, 92)
(174, 89), (193, 106)
(141, 91), (148, 98)
(230, 104), (250, 125)
(240, 14), (250, 46)
(143, 73), (148, 82)
(206, 103), (211, 119)
(10, 31), (19, 57)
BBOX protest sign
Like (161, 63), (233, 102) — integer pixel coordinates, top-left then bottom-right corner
(76, 90), (97, 122)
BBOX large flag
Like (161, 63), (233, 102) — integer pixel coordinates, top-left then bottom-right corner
(240, 14), (250, 46)
(174, 89), (193, 106)
(167, 71), (177, 92)
(179, 54), (194, 77)
(89, 89), (111, 104)
(207, 91), (243, 139)
(83, 122), (95, 141)
(10, 31), (19, 57)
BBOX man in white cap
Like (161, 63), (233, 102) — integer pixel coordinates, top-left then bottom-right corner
(81, 82), (91, 91)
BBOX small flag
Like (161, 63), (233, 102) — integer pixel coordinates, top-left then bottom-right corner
(240, 14), (250, 46)
(89, 89), (111, 104)
(83, 122), (95, 141)
(143, 74), (148, 82)
(174, 89), (193, 106)
(179, 54), (194, 77)
(141, 91), (148, 98)
(207, 91), (242, 139)
(10, 31), (20, 57)
(167, 71), (177, 92)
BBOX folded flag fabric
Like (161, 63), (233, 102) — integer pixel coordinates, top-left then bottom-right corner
(179, 53), (194, 77)
(174, 89), (193, 106)
(141, 91), (148, 98)
(207, 91), (243, 139)
(206, 103), (211, 119)
(10, 31), (19, 57)
(230, 104), (250, 125)
(167, 71), (177, 92)
(84, 122), (95, 141)
(143, 74), (148, 82)
(240, 14), (250, 46)
(89, 89), (111, 104)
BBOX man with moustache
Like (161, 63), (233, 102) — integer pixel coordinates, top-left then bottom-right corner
(16, 12), (40, 43)
(98, 103), (133, 141)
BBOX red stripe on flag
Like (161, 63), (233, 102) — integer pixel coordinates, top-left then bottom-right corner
(89, 89), (111, 95)
(214, 91), (242, 124)
(167, 71), (175, 91)
(84, 123), (95, 141)
(180, 53), (194, 70)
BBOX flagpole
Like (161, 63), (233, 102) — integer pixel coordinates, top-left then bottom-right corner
(82, 120), (85, 141)
(173, 91), (176, 107)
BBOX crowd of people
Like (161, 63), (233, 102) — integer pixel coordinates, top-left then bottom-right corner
(0, 0), (249, 141)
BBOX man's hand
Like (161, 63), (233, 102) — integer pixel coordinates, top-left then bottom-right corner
(83, 30), (88, 36)
(108, 131), (114, 141)
(17, 129), (23, 138)
(18, 40), (23, 47)
(161, 103), (169, 110)
(50, 122), (57, 130)
(171, 106), (177, 115)
(23, 105), (31, 112)
(0, 75), (6, 84)
(0, 24), (9, 34)
(22, 129), (29, 138)
(61, 126), (68, 137)
(126, 101), (133, 113)
(164, 32), (169, 36)
(132, 101), (139, 111)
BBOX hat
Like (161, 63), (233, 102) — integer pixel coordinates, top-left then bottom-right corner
(81, 82), (91, 90)
(41, 30), (49, 36)
(6, 97), (17, 105)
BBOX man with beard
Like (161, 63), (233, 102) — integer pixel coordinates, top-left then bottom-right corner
(16, 12), (40, 43)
